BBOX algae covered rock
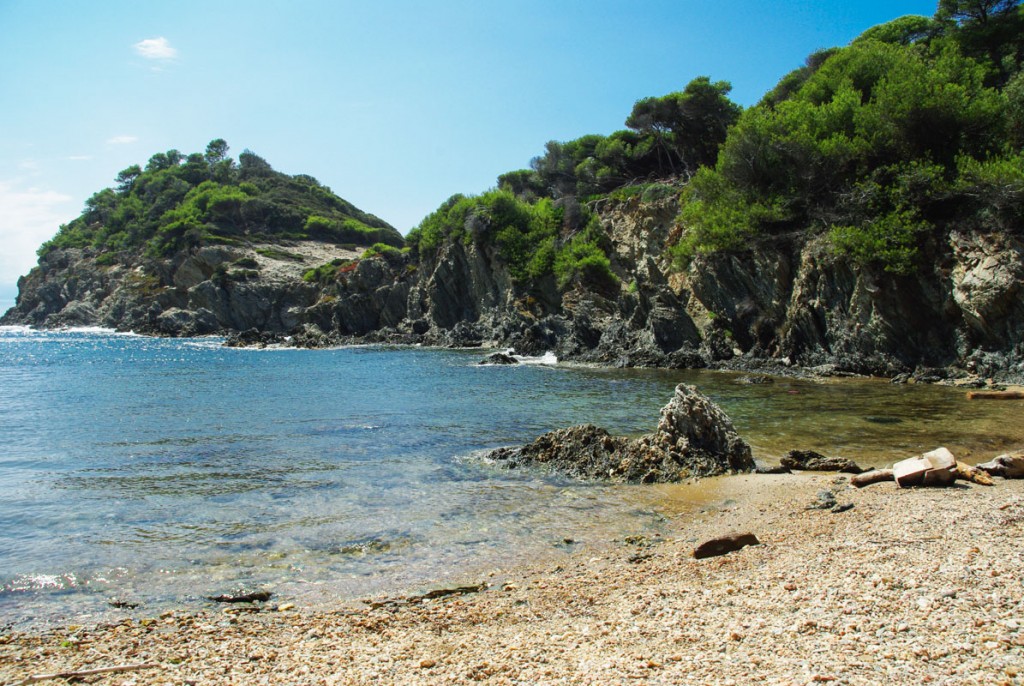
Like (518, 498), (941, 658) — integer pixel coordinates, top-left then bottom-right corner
(489, 384), (754, 483)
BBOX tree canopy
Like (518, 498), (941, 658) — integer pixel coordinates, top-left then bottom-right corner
(40, 140), (402, 259)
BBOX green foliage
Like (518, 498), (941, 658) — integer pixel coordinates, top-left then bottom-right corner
(954, 151), (1024, 227)
(38, 139), (403, 261)
(303, 257), (354, 283)
(552, 215), (618, 291)
(853, 15), (940, 46)
(829, 208), (929, 273)
(361, 242), (403, 260)
(255, 247), (304, 261)
(673, 32), (1018, 273)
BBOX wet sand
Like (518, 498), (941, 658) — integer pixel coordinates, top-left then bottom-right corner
(2, 471), (1021, 685)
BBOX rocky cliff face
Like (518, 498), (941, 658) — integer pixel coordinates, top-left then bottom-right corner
(5, 197), (1023, 381)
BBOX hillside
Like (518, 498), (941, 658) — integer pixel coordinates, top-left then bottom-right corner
(4, 2), (1023, 381)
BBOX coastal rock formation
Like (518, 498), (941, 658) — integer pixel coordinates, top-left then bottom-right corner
(5, 195), (1024, 383)
(488, 384), (754, 483)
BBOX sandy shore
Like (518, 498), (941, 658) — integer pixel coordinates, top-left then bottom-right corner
(2, 472), (1021, 685)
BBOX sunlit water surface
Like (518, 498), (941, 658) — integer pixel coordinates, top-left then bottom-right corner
(1, 327), (1020, 628)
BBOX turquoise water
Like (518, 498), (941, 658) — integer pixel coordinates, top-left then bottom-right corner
(1, 327), (1020, 628)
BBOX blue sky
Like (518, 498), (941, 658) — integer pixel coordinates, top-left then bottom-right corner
(0, 0), (939, 306)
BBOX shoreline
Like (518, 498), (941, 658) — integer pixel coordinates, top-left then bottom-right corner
(3, 473), (1021, 685)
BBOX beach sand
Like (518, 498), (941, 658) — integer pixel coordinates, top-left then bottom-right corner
(2, 472), (1021, 685)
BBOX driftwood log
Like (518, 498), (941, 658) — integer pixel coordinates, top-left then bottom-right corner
(851, 469), (895, 488)
(977, 452), (1024, 478)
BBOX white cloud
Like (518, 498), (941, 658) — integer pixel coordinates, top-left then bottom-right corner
(133, 37), (178, 60)
(0, 181), (74, 290)
(106, 135), (138, 145)
(68, 155), (92, 161)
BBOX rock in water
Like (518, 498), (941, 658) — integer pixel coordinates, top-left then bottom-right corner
(780, 450), (864, 474)
(488, 384), (754, 482)
(479, 352), (519, 365)
(487, 425), (629, 480)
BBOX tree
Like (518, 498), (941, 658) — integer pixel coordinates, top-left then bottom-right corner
(115, 165), (141, 193)
(936, 0), (1024, 83)
(204, 138), (229, 165)
(854, 15), (940, 45)
(626, 77), (741, 176)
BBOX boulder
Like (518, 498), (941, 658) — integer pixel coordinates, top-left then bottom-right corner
(488, 384), (754, 482)
(780, 449), (864, 474)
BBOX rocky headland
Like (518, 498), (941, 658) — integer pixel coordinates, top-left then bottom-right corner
(5, 193), (1024, 384)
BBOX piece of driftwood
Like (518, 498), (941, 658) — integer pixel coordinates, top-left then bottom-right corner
(977, 452), (1024, 478)
(17, 663), (157, 685)
(852, 468), (896, 488)
(955, 462), (995, 485)
(206, 590), (272, 603)
(966, 390), (1024, 400)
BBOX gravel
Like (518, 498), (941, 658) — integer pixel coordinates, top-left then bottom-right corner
(2, 473), (1021, 685)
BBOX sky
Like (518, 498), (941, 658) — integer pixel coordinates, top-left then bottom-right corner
(0, 0), (940, 307)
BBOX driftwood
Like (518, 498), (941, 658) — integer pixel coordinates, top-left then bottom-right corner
(17, 663), (157, 685)
(966, 390), (1024, 400)
(854, 449), (1002, 488)
(851, 469), (895, 488)
(206, 590), (272, 603)
(977, 452), (1024, 478)
(955, 462), (995, 485)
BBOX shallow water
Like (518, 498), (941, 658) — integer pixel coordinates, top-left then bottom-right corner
(0, 327), (1020, 628)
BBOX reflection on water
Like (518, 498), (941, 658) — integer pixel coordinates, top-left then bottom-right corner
(0, 326), (1021, 628)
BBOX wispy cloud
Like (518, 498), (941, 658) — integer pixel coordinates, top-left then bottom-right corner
(106, 135), (138, 145)
(134, 37), (177, 60)
(68, 155), (92, 161)
(0, 181), (74, 288)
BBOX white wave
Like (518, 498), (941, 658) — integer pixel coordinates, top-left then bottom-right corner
(0, 325), (34, 334)
(514, 350), (558, 366)
(62, 326), (144, 337)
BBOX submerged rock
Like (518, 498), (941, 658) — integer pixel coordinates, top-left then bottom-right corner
(488, 384), (754, 483)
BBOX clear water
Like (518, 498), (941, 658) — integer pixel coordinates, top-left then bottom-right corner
(1, 327), (1021, 629)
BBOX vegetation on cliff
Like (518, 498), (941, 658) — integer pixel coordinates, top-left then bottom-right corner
(412, 0), (1023, 280)
(38, 140), (402, 262)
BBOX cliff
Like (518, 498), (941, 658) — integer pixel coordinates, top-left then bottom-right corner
(6, 192), (1023, 382)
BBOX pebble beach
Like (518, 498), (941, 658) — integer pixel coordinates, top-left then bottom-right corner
(2, 472), (1021, 685)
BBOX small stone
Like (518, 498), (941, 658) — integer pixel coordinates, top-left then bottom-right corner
(420, 659), (437, 669)
(277, 603), (295, 612)
(693, 533), (760, 559)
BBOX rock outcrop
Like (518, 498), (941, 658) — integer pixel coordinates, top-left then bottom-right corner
(5, 195), (1024, 382)
(488, 384), (754, 483)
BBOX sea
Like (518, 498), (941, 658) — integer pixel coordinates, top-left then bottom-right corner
(1, 326), (1021, 629)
